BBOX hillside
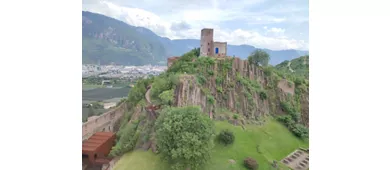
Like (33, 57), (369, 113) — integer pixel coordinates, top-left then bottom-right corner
(275, 55), (309, 79)
(82, 11), (168, 65)
(107, 49), (309, 170)
(82, 11), (309, 66)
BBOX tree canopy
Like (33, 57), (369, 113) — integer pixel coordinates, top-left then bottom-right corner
(248, 49), (270, 66)
(155, 106), (215, 170)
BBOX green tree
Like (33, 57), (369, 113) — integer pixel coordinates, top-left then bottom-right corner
(155, 106), (215, 170)
(248, 50), (270, 66)
(218, 129), (235, 145)
(192, 47), (200, 57)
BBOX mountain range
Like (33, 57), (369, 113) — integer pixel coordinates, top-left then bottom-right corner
(82, 11), (309, 66)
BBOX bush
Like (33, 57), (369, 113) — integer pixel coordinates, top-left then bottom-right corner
(294, 77), (304, 86)
(292, 124), (309, 138)
(244, 157), (259, 170)
(218, 129), (235, 145)
(276, 115), (294, 128)
(290, 112), (301, 122)
(155, 106), (215, 170)
(233, 114), (239, 120)
(259, 91), (267, 100)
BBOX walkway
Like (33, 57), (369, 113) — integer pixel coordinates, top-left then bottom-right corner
(145, 85), (158, 120)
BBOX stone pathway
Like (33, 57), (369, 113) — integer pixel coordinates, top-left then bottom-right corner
(281, 148), (309, 170)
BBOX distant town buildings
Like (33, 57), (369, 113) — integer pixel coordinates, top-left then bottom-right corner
(82, 64), (167, 79)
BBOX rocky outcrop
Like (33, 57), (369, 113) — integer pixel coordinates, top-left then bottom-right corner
(300, 92), (309, 127)
(173, 57), (307, 122)
(175, 58), (302, 119)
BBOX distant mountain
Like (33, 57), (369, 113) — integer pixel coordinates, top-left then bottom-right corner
(82, 11), (168, 65)
(82, 11), (309, 66)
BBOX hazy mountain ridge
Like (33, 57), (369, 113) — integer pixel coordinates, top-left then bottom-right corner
(82, 11), (309, 66)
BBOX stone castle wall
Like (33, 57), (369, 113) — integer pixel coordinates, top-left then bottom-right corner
(200, 28), (214, 56)
(82, 102), (127, 141)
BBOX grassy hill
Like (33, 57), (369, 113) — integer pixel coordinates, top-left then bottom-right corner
(113, 120), (308, 170)
(275, 55), (309, 79)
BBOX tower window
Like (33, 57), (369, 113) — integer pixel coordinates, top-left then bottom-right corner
(208, 48), (210, 52)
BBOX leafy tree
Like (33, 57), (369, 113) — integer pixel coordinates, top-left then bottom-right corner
(192, 47), (200, 57)
(248, 50), (270, 66)
(218, 129), (235, 145)
(155, 106), (215, 170)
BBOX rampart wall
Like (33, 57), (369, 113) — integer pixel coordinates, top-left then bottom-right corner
(82, 102), (127, 141)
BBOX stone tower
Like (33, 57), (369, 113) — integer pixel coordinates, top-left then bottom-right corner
(200, 28), (214, 56)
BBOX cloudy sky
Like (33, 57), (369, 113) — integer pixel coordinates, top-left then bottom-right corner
(82, 0), (309, 51)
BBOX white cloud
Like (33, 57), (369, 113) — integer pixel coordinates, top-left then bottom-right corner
(82, 0), (308, 50)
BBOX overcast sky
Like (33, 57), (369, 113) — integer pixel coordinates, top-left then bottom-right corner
(82, 0), (309, 51)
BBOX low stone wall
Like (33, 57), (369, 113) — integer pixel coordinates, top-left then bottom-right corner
(82, 102), (127, 141)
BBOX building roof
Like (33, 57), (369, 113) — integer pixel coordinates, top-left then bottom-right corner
(82, 132), (115, 152)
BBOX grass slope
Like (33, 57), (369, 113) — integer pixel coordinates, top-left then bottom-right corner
(113, 120), (308, 170)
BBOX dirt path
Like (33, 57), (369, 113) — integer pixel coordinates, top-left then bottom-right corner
(288, 61), (295, 73)
(145, 85), (157, 120)
(145, 85), (152, 105)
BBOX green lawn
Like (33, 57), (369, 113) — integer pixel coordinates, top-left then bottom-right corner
(113, 120), (308, 170)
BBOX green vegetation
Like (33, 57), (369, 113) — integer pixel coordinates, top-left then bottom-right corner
(113, 150), (170, 170)
(113, 120), (308, 170)
(82, 87), (131, 101)
(248, 50), (270, 67)
(82, 102), (106, 122)
(110, 48), (309, 170)
(109, 120), (140, 157)
(274, 55), (309, 79)
(155, 106), (215, 170)
(277, 101), (309, 139)
(82, 11), (167, 65)
(218, 129), (235, 146)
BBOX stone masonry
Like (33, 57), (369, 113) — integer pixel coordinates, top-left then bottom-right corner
(82, 102), (127, 141)
(200, 28), (227, 57)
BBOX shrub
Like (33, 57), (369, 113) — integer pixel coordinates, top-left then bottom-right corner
(294, 77), (304, 86)
(244, 157), (259, 170)
(259, 91), (267, 100)
(280, 101), (294, 114)
(207, 95), (215, 105)
(292, 124), (309, 138)
(233, 114), (239, 120)
(155, 106), (215, 170)
(218, 129), (235, 145)
(290, 112), (301, 122)
(197, 74), (207, 85)
(276, 115), (294, 129)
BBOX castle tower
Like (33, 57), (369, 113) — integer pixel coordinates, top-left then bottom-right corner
(200, 28), (214, 57)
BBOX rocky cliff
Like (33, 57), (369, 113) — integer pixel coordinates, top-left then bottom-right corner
(173, 57), (309, 126)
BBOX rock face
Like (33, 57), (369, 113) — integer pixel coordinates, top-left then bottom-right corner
(300, 92), (309, 127)
(173, 57), (309, 126)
